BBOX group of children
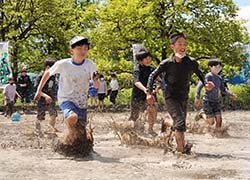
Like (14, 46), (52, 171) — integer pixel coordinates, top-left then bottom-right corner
(88, 73), (119, 111)
(130, 32), (236, 154)
(2, 33), (236, 154)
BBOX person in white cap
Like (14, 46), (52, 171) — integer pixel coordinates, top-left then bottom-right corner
(34, 36), (99, 144)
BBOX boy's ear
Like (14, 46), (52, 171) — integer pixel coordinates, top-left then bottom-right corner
(70, 49), (73, 54)
(170, 44), (174, 50)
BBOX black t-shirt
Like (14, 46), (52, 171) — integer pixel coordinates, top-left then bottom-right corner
(34, 72), (57, 102)
(132, 64), (155, 101)
(147, 56), (205, 101)
(17, 75), (31, 93)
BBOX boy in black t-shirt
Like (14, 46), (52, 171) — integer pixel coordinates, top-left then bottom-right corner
(147, 33), (214, 154)
(129, 50), (158, 136)
(34, 57), (58, 134)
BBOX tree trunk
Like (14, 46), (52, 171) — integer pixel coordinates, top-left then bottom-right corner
(11, 44), (19, 81)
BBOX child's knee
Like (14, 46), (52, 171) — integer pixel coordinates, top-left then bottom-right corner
(66, 113), (78, 127)
(206, 118), (215, 125)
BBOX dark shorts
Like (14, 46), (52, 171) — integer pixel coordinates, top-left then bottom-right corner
(110, 90), (118, 104)
(37, 100), (57, 121)
(98, 93), (105, 101)
(20, 93), (31, 103)
(203, 100), (221, 118)
(129, 99), (147, 121)
(59, 101), (87, 127)
(165, 98), (187, 132)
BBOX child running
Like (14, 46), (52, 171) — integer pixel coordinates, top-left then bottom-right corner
(194, 58), (237, 128)
(129, 49), (158, 136)
(147, 33), (214, 154)
(34, 36), (98, 144)
(34, 57), (59, 134)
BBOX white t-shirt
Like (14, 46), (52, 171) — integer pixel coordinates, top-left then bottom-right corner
(3, 84), (16, 101)
(97, 79), (107, 94)
(48, 58), (96, 108)
(110, 79), (119, 91)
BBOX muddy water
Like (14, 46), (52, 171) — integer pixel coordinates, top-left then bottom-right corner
(0, 111), (249, 180)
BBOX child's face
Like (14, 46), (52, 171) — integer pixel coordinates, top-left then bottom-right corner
(210, 64), (222, 75)
(170, 37), (187, 57)
(21, 71), (27, 76)
(140, 56), (152, 66)
(70, 44), (89, 58)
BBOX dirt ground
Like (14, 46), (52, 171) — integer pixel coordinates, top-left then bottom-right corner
(0, 110), (249, 180)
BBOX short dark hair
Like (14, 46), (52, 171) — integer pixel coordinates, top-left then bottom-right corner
(71, 39), (90, 49)
(99, 74), (104, 78)
(8, 77), (13, 81)
(169, 32), (186, 44)
(45, 57), (57, 68)
(111, 74), (117, 78)
(208, 58), (222, 67)
(136, 49), (151, 61)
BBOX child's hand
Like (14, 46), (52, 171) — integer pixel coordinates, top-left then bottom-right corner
(43, 93), (53, 104)
(34, 91), (42, 101)
(194, 98), (201, 107)
(147, 94), (155, 105)
(205, 81), (215, 91)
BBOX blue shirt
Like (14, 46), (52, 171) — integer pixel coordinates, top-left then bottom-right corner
(196, 72), (231, 102)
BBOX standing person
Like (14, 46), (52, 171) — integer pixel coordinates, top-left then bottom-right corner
(194, 58), (237, 128)
(34, 57), (59, 134)
(97, 74), (107, 111)
(34, 36), (98, 145)
(3, 77), (21, 117)
(17, 68), (31, 113)
(147, 33), (214, 154)
(129, 49), (158, 136)
(88, 79), (99, 109)
(109, 73), (119, 105)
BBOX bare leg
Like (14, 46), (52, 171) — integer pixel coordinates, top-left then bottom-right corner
(100, 100), (104, 111)
(48, 115), (59, 132)
(147, 104), (157, 134)
(64, 113), (78, 144)
(175, 130), (185, 153)
(161, 118), (173, 132)
(90, 97), (93, 107)
(147, 105), (157, 131)
(206, 117), (215, 126)
(94, 97), (98, 108)
(215, 114), (222, 128)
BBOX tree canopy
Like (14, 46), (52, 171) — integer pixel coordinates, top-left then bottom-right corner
(1, 0), (249, 82)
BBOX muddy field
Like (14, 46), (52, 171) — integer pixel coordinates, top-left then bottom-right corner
(0, 110), (249, 180)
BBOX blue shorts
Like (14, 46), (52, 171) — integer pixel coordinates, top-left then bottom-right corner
(89, 87), (98, 97)
(59, 101), (87, 127)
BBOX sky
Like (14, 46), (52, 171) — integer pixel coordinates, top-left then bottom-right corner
(234, 0), (250, 32)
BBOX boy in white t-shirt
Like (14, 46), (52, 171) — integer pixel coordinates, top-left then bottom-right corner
(109, 74), (119, 105)
(34, 36), (99, 144)
(3, 77), (21, 117)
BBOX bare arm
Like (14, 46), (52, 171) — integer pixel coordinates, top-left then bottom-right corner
(92, 72), (99, 89)
(195, 81), (204, 100)
(15, 91), (22, 99)
(135, 82), (147, 94)
(34, 70), (51, 101)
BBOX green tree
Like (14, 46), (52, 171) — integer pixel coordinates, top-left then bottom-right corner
(0, 0), (94, 78)
(90, 0), (249, 76)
